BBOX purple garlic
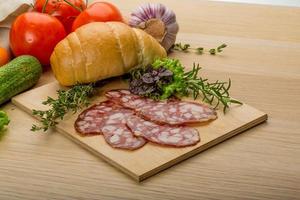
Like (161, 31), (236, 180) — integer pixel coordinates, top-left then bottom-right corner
(129, 3), (179, 52)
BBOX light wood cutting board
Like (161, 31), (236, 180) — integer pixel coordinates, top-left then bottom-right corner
(12, 78), (267, 182)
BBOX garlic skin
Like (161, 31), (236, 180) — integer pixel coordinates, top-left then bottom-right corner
(129, 3), (179, 52)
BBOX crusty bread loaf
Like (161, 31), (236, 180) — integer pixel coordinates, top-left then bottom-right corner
(50, 22), (167, 86)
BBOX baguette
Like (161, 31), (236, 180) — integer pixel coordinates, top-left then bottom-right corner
(50, 22), (167, 86)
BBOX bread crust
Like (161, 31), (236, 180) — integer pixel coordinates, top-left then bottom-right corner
(51, 22), (167, 86)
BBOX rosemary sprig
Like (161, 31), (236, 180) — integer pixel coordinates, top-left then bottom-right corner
(130, 58), (242, 113)
(184, 63), (242, 112)
(31, 84), (94, 132)
(171, 43), (227, 55)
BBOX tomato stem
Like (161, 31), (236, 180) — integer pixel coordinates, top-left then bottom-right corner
(42, 0), (50, 13)
(63, 0), (83, 12)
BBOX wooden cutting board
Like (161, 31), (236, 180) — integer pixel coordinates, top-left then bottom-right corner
(12, 78), (267, 182)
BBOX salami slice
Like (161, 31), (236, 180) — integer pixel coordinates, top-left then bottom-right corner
(75, 101), (146, 150)
(105, 89), (155, 110)
(140, 101), (217, 125)
(127, 115), (200, 147)
(74, 101), (118, 135)
(101, 109), (146, 150)
(105, 89), (217, 125)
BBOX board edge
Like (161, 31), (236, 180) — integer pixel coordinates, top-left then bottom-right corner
(138, 113), (268, 182)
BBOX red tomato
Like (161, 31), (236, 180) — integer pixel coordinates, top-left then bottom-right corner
(10, 12), (66, 65)
(34, 0), (86, 33)
(72, 2), (123, 31)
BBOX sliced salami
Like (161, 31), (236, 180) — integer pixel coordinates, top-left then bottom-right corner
(75, 101), (146, 150)
(127, 115), (200, 147)
(76, 90), (211, 149)
(101, 109), (146, 150)
(140, 101), (217, 125)
(105, 89), (217, 125)
(105, 89), (155, 110)
(74, 101), (118, 135)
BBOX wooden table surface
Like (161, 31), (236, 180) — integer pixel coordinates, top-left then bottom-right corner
(1, 1), (300, 199)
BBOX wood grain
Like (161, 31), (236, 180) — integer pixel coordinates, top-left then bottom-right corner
(12, 80), (267, 181)
(0, 0), (300, 199)
(110, 0), (300, 43)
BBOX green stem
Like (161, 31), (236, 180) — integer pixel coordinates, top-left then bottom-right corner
(42, 0), (50, 13)
(63, 0), (83, 12)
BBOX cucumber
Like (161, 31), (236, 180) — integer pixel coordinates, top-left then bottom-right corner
(0, 55), (42, 105)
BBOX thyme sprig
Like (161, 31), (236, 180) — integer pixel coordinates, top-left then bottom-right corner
(31, 84), (94, 132)
(172, 43), (227, 55)
(209, 44), (227, 55)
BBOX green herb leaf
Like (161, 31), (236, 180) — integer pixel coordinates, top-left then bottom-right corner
(217, 43), (227, 52)
(31, 84), (95, 132)
(196, 47), (204, 54)
(172, 43), (191, 51)
(0, 111), (10, 131)
(129, 58), (242, 113)
(209, 48), (216, 55)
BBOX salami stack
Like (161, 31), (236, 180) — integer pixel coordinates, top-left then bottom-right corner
(75, 89), (218, 150)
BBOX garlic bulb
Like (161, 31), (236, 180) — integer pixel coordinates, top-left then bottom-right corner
(129, 3), (179, 52)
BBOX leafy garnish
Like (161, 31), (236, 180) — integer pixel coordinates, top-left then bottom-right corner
(183, 63), (242, 112)
(129, 66), (174, 99)
(171, 43), (227, 55)
(0, 111), (10, 131)
(129, 58), (242, 112)
(31, 84), (94, 132)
